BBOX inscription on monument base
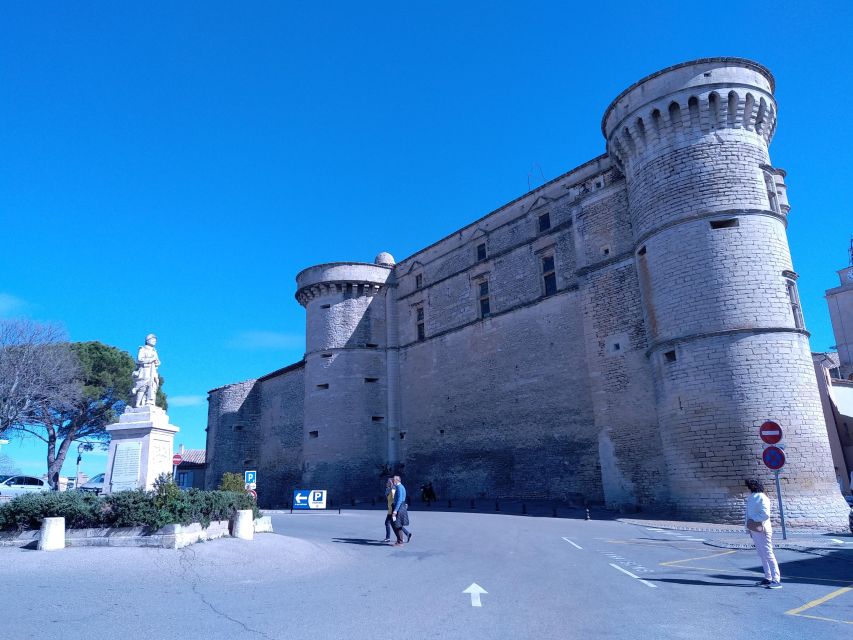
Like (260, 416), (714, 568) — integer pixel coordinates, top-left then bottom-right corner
(111, 442), (141, 491)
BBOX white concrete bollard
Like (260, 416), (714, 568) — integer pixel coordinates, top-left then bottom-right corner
(37, 517), (65, 551)
(233, 510), (254, 540)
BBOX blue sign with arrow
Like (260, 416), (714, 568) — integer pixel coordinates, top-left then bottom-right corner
(293, 489), (327, 510)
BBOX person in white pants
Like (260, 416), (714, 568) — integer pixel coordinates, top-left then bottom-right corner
(744, 478), (781, 589)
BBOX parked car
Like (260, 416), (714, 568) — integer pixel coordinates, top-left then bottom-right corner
(0, 475), (51, 501)
(77, 473), (105, 494)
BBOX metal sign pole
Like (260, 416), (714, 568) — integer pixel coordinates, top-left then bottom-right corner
(774, 469), (787, 541)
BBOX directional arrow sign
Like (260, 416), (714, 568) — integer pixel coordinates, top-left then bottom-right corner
(463, 583), (488, 607)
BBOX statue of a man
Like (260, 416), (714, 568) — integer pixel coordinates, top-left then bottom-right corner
(131, 333), (160, 408)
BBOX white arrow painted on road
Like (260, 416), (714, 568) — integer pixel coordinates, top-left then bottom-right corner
(463, 583), (488, 607)
(295, 493), (307, 504)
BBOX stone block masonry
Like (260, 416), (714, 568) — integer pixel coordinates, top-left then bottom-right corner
(205, 58), (850, 528)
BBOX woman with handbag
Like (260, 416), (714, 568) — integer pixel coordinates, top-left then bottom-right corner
(744, 478), (781, 589)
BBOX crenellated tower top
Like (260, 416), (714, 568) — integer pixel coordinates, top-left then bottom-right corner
(602, 58), (777, 172)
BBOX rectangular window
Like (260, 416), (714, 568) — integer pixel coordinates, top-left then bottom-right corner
(787, 280), (804, 329)
(479, 281), (491, 318)
(416, 306), (425, 341)
(538, 212), (551, 233)
(477, 243), (487, 262)
(541, 255), (556, 297)
(415, 274), (423, 289)
(710, 218), (739, 229)
(364, 377), (379, 383)
(316, 383), (329, 390)
(308, 430), (319, 439)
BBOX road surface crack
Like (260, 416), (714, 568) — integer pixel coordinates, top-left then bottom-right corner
(177, 546), (274, 640)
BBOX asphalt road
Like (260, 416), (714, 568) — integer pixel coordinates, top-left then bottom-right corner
(2, 508), (851, 639)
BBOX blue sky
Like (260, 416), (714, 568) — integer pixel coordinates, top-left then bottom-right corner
(1, 2), (851, 479)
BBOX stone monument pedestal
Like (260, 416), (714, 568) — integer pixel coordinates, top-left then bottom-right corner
(103, 406), (179, 493)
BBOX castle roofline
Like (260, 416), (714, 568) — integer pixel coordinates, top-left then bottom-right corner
(207, 360), (305, 394)
(601, 57), (775, 138)
(397, 153), (611, 267)
(294, 261), (392, 282)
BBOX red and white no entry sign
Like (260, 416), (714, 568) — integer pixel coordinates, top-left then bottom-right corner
(759, 421), (783, 445)
(172, 453), (183, 466)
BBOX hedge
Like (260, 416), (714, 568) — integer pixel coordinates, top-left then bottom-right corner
(0, 488), (260, 532)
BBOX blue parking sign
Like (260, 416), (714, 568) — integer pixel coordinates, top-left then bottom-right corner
(244, 470), (257, 485)
(293, 489), (327, 510)
(293, 489), (311, 509)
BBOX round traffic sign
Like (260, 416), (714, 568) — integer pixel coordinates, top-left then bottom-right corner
(172, 453), (183, 466)
(762, 446), (785, 470)
(247, 489), (257, 500)
(759, 421), (783, 445)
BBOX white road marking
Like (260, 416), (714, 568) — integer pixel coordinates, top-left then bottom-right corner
(609, 563), (658, 588)
(683, 538), (705, 542)
(562, 537), (583, 549)
(830, 538), (845, 545)
(645, 528), (664, 532)
(463, 583), (488, 607)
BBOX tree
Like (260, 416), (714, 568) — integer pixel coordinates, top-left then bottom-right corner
(20, 341), (167, 490)
(0, 453), (20, 476)
(0, 320), (80, 437)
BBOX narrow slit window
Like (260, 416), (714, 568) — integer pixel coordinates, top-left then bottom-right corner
(479, 281), (491, 318)
(366, 343), (379, 348)
(476, 242), (487, 262)
(321, 353), (333, 358)
(416, 306), (425, 341)
(541, 255), (556, 297)
(710, 218), (739, 229)
(309, 430), (319, 439)
(415, 274), (423, 289)
(538, 212), (551, 233)
(316, 383), (329, 390)
(372, 416), (385, 422)
(320, 304), (331, 309)
(787, 280), (805, 329)
(364, 377), (379, 383)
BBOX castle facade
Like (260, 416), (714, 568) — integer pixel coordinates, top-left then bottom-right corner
(205, 58), (850, 527)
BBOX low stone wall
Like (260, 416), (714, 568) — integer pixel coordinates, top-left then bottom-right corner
(0, 516), (273, 549)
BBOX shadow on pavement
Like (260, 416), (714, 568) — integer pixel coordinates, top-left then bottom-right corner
(331, 537), (392, 547)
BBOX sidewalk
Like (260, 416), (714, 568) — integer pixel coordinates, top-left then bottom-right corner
(618, 516), (853, 552)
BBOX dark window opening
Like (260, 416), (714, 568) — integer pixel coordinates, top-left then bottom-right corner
(542, 255), (557, 297)
(478, 281), (491, 317)
(366, 343), (379, 348)
(415, 274), (423, 289)
(364, 377), (379, 383)
(343, 283), (353, 298)
(637, 245), (647, 256)
(243, 459), (254, 466)
(316, 383), (329, 390)
(321, 353), (333, 358)
(309, 430), (319, 439)
(710, 218), (739, 229)
(416, 306), (425, 341)
(372, 416), (385, 422)
(664, 350), (677, 363)
(399, 432), (406, 440)
(602, 247), (610, 256)
(538, 212), (551, 233)
(321, 304), (331, 309)
(787, 280), (805, 329)
(233, 425), (244, 432)
(613, 343), (621, 351)
(477, 243), (487, 261)
(439, 429), (445, 435)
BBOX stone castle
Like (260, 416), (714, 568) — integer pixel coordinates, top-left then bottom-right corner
(205, 58), (850, 527)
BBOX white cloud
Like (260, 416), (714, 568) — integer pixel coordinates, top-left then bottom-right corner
(0, 293), (26, 317)
(168, 395), (206, 407)
(228, 331), (303, 351)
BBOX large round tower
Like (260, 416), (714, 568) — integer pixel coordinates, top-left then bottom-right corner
(295, 254), (396, 499)
(603, 58), (848, 527)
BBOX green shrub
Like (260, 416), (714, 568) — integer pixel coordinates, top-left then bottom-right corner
(0, 488), (261, 532)
(218, 472), (245, 493)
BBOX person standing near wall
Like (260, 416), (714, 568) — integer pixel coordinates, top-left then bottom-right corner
(391, 475), (411, 546)
(383, 477), (395, 543)
(745, 478), (782, 589)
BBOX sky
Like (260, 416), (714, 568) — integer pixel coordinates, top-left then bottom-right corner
(1, 2), (851, 479)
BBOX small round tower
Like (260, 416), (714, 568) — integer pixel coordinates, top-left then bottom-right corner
(603, 58), (848, 526)
(295, 254), (395, 499)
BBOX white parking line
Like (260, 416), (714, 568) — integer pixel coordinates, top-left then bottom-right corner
(561, 537), (583, 549)
(609, 563), (657, 588)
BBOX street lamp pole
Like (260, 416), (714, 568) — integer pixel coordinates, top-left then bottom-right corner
(75, 443), (84, 489)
